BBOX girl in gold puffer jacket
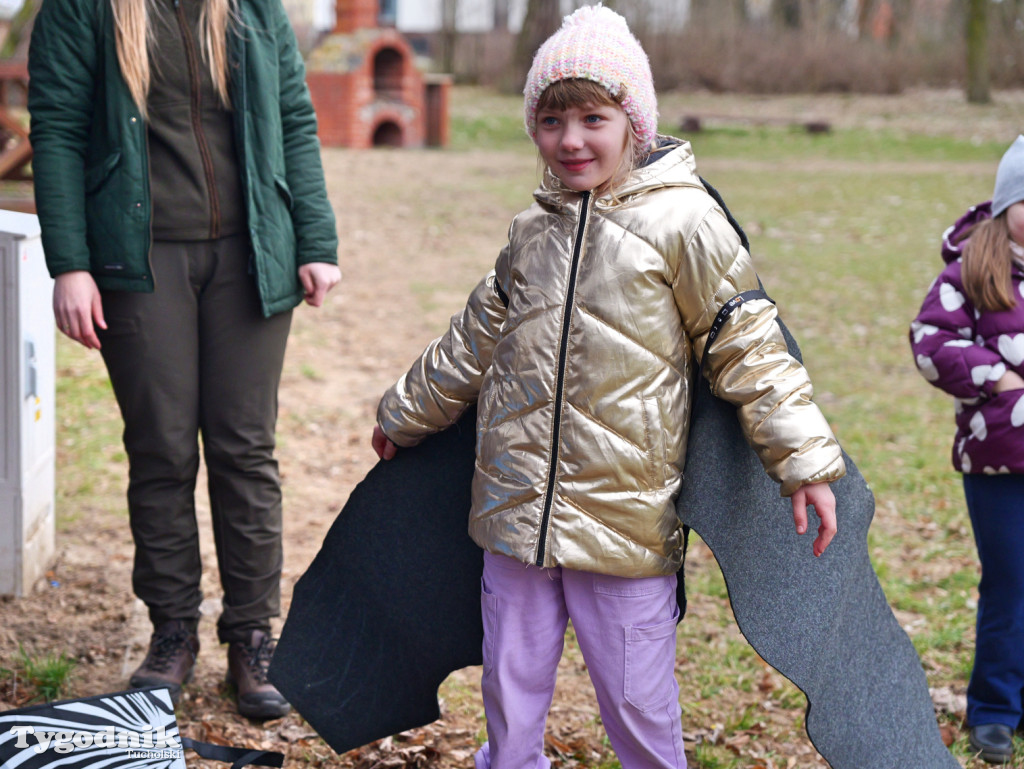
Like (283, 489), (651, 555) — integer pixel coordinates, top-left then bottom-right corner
(372, 7), (845, 769)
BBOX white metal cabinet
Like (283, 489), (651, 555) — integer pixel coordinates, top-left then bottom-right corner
(0, 209), (55, 596)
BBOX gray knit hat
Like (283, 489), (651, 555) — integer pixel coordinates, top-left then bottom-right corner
(992, 134), (1024, 218)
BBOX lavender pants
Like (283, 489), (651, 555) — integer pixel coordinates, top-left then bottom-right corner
(474, 551), (686, 769)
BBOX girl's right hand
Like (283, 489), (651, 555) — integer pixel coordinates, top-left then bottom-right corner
(54, 271), (106, 350)
(372, 425), (398, 460)
(993, 370), (1024, 393)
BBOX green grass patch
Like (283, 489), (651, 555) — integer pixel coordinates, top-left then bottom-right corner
(3, 645), (78, 703)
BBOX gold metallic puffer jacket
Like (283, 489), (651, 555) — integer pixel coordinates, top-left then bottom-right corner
(378, 139), (845, 578)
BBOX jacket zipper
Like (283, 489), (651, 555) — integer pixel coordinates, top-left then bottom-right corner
(536, 191), (591, 567)
(174, 0), (221, 239)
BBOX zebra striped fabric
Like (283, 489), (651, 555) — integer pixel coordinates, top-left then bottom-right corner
(0, 687), (186, 769)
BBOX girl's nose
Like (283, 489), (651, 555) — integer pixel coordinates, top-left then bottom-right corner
(560, 124), (584, 151)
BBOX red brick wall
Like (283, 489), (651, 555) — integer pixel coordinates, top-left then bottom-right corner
(333, 0), (378, 34)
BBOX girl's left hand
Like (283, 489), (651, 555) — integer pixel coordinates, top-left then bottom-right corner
(298, 262), (342, 307)
(791, 482), (837, 557)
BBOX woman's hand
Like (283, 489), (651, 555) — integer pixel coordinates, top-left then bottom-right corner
(53, 271), (106, 349)
(372, 425), (398, 460)
(993, 369), (1024, 393)
(791, 482), (837, 557)
(298, 262), (341, 308)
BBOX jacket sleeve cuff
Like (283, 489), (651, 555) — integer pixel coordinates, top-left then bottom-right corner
(778, 452), (846, 497)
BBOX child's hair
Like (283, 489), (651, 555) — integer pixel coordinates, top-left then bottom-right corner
(535, 78), (642, 201)
(959, 213), (1018, 312)
(112, 0), (235, 119)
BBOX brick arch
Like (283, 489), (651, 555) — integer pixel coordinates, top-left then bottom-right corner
(372, 120), (403, 147)
(372, 46), (405, 100)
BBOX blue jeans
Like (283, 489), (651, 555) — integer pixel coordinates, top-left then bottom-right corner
(963, 473), (1024, 728)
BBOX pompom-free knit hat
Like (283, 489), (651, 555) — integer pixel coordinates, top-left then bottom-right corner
(523, 4), (658, 150)
(992, 134), (1024, 218)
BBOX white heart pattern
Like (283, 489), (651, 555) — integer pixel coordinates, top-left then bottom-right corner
(1012, 394), (1024, 428)
(916, 355), (939, 382)
(960, 449), (972, 473)
(911, 321), (938, 344)
(940, 283), (966, 312)
(971, 364), (993, 387)
(998, 333), (1024, 366)
(970, 411), (988, 441)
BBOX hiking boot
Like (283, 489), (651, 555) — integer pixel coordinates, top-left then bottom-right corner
(128, 620), (200, 705)
(226, 629), (290, 720)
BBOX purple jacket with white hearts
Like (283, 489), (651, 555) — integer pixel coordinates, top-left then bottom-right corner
(910, 201), (1024, 474)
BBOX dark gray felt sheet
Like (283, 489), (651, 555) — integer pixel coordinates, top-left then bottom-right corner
(678, 323), (958, 768)
(271, 325), (958, 768)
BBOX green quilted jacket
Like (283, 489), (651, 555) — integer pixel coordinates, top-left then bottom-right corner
(27, 0), (338, 317)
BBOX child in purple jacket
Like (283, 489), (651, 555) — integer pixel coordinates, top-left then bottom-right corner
(910, 134), (1024, 764)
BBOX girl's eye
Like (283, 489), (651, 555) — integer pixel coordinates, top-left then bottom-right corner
(540, 115), (559, 126)
(584, 114), (603, 124)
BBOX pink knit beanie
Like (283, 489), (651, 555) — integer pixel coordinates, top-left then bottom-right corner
(523, 4), (658, 150)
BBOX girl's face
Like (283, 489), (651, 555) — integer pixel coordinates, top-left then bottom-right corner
(534, 102), (630, 194)
(1007, 201), (1024, 246)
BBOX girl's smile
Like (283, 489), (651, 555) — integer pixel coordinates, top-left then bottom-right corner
(534, 102), (630, 193)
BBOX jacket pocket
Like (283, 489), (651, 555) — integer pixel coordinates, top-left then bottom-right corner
(84, 152), (122, 194)
(273, 175), (294, 211)
(640, 396), (669, 488)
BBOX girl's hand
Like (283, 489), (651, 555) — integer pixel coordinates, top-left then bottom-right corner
(993, 370), (1024, 393)
(53, 270), (106, 349)
(298, 262), (341, 308)
(791, 482), (837, 557)
(372, 425), (398, 460)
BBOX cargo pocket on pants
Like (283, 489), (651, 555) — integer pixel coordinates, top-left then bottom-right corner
(623, 611), (679, 712)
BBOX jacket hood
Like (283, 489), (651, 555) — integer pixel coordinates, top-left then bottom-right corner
(533, 135), (704, 209)
(941, 201), (992, 264)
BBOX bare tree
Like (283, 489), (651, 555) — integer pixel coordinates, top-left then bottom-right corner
(856, 0), (875, 39)
(513, 0), (562, 86)
(1, 0), (40, 59)
(494, 0), (509, 30)
(886, 0), (911, 49)
(440, 0), (459, 75)
(966, 0), (990, 103)
(773, 0), (802, 28)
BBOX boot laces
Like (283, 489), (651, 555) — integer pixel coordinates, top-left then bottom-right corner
(145, 628), (193, 673)
(240, 634), (276, 684)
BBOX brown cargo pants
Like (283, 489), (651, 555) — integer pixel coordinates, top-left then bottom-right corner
(97, 234), (293, 644)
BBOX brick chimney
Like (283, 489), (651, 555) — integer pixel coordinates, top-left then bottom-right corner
(333, 0), (378, 34)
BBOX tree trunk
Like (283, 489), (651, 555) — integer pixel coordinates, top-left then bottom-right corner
(440, 0), (458, 76)
(773, 0), (802, 28)
(966, 0), (990, 104)
(0, 0), (39, 59)
(886, 0), (911, 49)
(856, 0), (875, 39)
(513, 0), (562, 89)
(493, 0), (509, 31)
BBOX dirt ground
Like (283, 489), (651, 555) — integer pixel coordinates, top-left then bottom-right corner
(4, 87), (1024, 768)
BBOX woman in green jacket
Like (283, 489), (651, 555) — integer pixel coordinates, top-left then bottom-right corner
(28, 0), (340, 719)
